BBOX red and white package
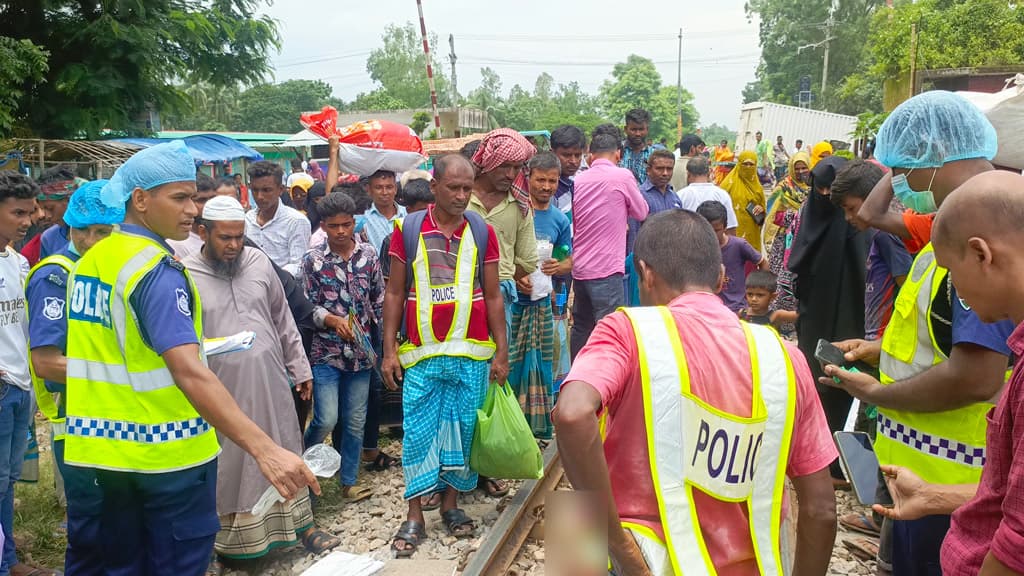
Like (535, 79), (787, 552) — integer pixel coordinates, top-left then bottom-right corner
(299, 107), (426, 175)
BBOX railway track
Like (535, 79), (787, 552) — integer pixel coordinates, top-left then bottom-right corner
(462, 442), (563, 576)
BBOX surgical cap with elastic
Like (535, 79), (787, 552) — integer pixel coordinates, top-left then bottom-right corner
(101, 140), (196, 207)
(875, 91), (997, 169)
(63, 180), (125, 228)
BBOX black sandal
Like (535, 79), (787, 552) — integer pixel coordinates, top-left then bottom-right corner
(302, 529), (341, 554)
(441, 508), (476, 538)
(392, 520), (427, 558)
(364, 451), (402, 471)
(420, 491), (442, 511)
(478, 476), (510, 498)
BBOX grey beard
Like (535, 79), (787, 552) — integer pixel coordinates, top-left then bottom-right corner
(208, 247), (243, 278)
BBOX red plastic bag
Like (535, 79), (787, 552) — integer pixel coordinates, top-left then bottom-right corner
(300, 107), (426, 175)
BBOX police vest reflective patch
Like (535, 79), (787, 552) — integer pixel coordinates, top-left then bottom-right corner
(684, 397), (766, 501)
(621, 306), (797, 576)
(430, 285), (457, 304)
(68, 276), (112, 327)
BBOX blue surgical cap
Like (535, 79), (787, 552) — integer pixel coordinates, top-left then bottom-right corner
(101, 140), (196, 207)
(876, 91), (997, 170)
(63, 180), (125, 228)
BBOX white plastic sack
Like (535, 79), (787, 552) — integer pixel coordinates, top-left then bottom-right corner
(300, 551), (384, 576)
(337, 143), (426, 176)
(958, 74), (1024, 170)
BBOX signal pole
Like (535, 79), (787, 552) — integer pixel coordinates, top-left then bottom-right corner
(449, 34), (460, 137)
(676, 28), (683, 143)
(415, 0), (441, 135)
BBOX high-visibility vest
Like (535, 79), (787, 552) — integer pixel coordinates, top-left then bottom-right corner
(24, 254), (76, 441)
(64, 230), (220, 473)
(397, 217), (496, 368)
(619, 306), (796, 576)
(877, 243), (998, 485)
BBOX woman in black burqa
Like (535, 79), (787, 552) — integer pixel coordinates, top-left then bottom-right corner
(788, 155), (870, 479)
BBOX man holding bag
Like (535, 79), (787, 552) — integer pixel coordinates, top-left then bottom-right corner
(382, 154), (509, 558)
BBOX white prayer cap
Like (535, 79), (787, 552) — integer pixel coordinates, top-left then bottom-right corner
(202, 195), (246, 221)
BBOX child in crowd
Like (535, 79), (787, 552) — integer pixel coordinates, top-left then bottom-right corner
(830, 160), (912, 341)
(740, 270), (798, 331)
(696, 200), (768, 312)
(301, 192), (384, 503)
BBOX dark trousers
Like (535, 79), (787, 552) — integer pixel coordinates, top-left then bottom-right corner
(65, 459), (219, 576)
(570, 274), (625, 361)
(892, 515), (950, 576)
(293, 388), (311, 434)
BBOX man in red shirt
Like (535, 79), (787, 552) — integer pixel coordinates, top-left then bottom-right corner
(555, 209), (837, 575)
(926, 171), (1024, 576)
(381, 154), (508, 558)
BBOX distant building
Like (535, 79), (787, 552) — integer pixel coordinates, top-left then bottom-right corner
(884, 66), (1024, 111)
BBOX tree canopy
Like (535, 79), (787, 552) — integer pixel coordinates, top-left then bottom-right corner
(599, 55), (699, 142)
(1, 0), (280, 138)
(0, 37), (48, 136)
(363, 22), (451, 110)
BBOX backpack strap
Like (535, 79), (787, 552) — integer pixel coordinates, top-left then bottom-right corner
(402, 209), (429, 293)
(463, 210), (489, 288)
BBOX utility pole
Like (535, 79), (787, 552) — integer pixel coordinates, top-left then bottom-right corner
(676, 27), (683, 143)
(821, 9), (835, 101)
(909, 21), (920, 98)
(415, 0), (441, 136)
(449, 34), (460, 137)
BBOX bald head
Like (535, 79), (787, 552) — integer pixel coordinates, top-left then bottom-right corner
(934, 171), (1024, 256)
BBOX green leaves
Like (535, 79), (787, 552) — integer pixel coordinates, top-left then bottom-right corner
(0, 0), (279, 138)
(599, 55), (699, 141)
(0, 37), (49, 136)
(365, 22), (450, 110)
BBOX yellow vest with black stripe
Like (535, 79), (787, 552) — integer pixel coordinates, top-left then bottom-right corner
(64, 230), (220, 473)
(616, 307), (797, 576)
(396, 217), (496, 368)
(24, 254), (76, 442)
(877, 243), (999, 485)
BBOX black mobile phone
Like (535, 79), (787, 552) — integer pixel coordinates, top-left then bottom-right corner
(746, 201), (766, 226)
(814, 338), (847, 368)
(834, 431), (894, 507)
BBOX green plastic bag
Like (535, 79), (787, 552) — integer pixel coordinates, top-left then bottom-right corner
(470, 382), (544, 479)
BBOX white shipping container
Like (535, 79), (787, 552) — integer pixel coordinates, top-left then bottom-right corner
(736, 102), (858, 154)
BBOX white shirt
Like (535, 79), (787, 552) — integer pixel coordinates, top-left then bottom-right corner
(167, 231), (204, 259)
(677, 182), (740, 230)
(244, 200), (311, 277)
(0, 246), (31, 390)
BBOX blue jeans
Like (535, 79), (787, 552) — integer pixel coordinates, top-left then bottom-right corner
(0, 385), (31, 574)
(304, 366), (370, 486)
(570, 274), (625, 361)
(892, 515), (950, 576)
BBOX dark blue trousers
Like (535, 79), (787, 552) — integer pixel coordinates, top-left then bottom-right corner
(892, 515), (950, 576)
(64, 459), (219, 576)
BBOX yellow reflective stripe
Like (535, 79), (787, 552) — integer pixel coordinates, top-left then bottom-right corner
(447, 222), (478, 341)
(110, 245), (164, 354)
(25, 255), (75, 424)
(624, 306), (711, 576)
(66, 358), (177, 392)
(397, 338), (496, 368)
(743, 323), (795, 576)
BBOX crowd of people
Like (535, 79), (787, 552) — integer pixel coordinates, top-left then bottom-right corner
(0, 91), (1023, 576)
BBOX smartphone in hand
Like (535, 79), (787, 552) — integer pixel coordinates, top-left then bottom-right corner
(834, 431), (894, 507)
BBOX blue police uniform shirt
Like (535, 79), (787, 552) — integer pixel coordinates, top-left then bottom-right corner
(951, 284), (1014, 357)
(26, 245), (78, 398)
(119, 224), (200, 354)
(39, 224), (70, 261)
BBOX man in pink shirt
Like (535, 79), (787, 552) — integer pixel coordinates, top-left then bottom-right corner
(570, 130), (649, 359)
(555, 209), (837, 575)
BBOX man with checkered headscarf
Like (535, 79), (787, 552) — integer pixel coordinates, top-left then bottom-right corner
(468, 129), (539, 335)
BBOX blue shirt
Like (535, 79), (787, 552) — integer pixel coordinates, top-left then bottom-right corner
(951, 284), (1014, 357)
(120, 225), (200, 354)
(555, 177), (574, 217)
(627, 181), (680, 254)
(517, 206), (572, 304)
(39, 224), (70, 261)
(362, 203), (407, 253)
(26, 246), (78, 397)
(620, 145), (654, 185)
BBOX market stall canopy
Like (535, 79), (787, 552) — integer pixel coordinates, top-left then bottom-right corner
(110, 133), (263, 163)
(281, 129), (325, 147)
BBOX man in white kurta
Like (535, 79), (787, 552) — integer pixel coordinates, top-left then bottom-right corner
(183, 197), (339, 568)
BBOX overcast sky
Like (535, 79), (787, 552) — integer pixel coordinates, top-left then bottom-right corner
(263, 0), (762, 129)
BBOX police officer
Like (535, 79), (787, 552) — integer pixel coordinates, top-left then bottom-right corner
(25, 180), (120, 573)
(554, 210), (838, 575)
(62, 141), (319, 575)
(825, 91), (1014, 576)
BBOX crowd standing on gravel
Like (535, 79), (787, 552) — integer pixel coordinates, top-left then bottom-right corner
(1, 91), (1024, 576)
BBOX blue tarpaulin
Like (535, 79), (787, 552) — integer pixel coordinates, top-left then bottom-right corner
(110, 134), (263, 164)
